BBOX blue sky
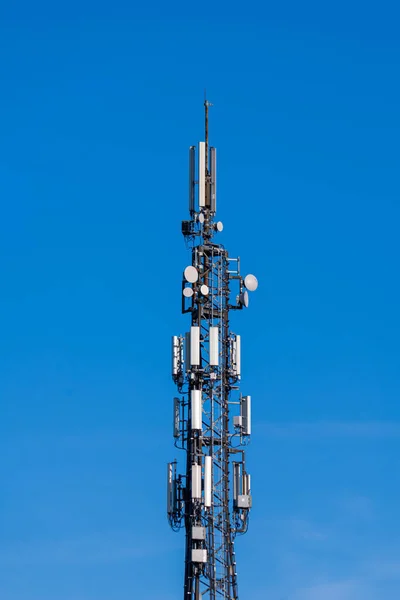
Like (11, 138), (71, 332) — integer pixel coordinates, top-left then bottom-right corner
(1, 1), (399, 598)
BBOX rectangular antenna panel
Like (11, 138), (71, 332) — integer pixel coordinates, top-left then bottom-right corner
(241, 395), (251, 435)
(244, 473), (251, 495)
(191, 463), (201, 499)
(190, 326), (200, 365)
(233, 462), (242, 504)
(204, 455), (212, 507)
(185, 332), (190, 372)
(191, 389), (202, 430)
(167, 463), (176, 514)
(210, 146), (217, 212)
(173, 397), (180, 438)
(233, 335), (241, 378)
(189, 146), (195, 213)
(172, 336), (180, 376)
(198, 142), (206, 207)
(209, 326), (219, 366)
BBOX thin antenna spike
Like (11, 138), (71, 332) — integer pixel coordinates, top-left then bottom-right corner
(204, 97), (213, 211)
(204, 97), (209, 169)
(204, 96), (213, 173)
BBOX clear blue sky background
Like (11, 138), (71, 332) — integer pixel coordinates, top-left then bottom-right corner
(1, 1), (399, 599)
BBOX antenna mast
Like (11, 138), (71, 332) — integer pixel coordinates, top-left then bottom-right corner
(205, 96), (211, 168)
(168, 101), (258, 600)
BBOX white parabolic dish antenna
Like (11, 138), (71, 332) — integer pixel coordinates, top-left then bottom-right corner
(183, 287), (194, 298)
(244, 274), (258, 292)
(200, 284), (209, 296)
(184, 266), (199, 283)
(239, 291), (249, 308)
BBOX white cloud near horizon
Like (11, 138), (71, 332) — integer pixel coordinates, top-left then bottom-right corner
(245, 489), (400, 600)
(0, 532), (180, 567)
(291, 578), (374, 600)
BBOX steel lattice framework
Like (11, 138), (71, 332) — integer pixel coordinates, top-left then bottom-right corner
(168, 101), (258, 600)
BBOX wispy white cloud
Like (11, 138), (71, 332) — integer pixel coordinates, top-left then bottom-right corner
(247, 490), (400, 600)
(336, 493), (375, 521)
(285, 517), (328, 541)
(291, 578), (373, 600)
(256, 516), (329, 543)
(363, 558), (400, 580)
(0, 532), (180, 567)
(290, 559), (400, 600)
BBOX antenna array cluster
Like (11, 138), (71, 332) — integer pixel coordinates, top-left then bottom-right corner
(167, 101), (258, 600)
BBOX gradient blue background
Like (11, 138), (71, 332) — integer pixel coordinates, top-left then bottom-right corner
(1, 1), (399, 598)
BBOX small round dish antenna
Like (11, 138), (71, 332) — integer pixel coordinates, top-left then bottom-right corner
(200, 284), (209, 296)
(183, 287), (194, 298)
(239, 291), (249, 308)
(184, 266), (199, 283)
(216, 221), (223, 232)
(198, 213), (205, 224)
(244, 274), (258, 292)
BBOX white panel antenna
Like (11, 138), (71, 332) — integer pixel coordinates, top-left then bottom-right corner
(173, 397), (180, 438)
(189, 146), (196, 213)
(172, 336), (180, 377)
(190, 326), (200, 366)
(185, 332), (190, 372)
(209, 327), (219, 366)
(191, 389), (202, 430)
(198, 142), (206, 208)
(241, 395), (251, 435)
(210, 146), (217, 213)
(233, 462), (242, 504)
(204, 456), (212, 507)
(167, 462), (177, 514)
(233, 334), (241, 378)
(244, 473), (251, 495)
(191, 464), (202, 499)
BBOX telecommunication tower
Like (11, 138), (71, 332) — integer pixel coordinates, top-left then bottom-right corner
(167, 101), (258, 600)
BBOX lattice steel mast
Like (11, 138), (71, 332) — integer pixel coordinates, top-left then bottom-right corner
(168, 101), (258, 600)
